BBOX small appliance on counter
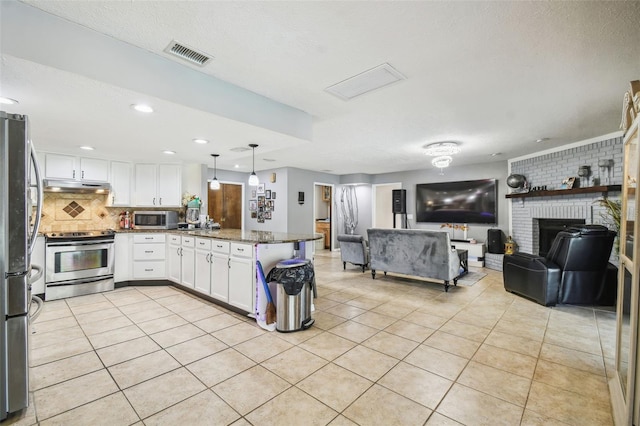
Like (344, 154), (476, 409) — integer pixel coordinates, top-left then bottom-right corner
(133, 211), (178, 229)
(186, 197), (202, 228)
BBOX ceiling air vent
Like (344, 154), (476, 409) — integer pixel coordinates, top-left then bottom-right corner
(164, 40), (212, 67)
(325, 63), (406, 101)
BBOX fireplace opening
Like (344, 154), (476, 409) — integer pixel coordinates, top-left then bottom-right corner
(538, 218), (586, 257)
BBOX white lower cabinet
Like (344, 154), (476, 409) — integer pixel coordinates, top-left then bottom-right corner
(228, 243), (254, 312)
(167, 235), (195, 288)
(132, 234), (166, 279)
(191, 238), (253, 311)
(210, 240), (231, 302)
(114, 233), (131, 282)
(194, 238), (212, 294)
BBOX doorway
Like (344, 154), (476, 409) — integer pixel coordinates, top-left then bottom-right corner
(314, 183), (333, 251)
(373, 183), (402, 229)
(208, 183), (243, 229)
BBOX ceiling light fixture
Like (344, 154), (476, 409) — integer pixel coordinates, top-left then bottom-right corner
(131, 104), (154, 113)
(0, 97), (19, 105)
(162, 150), (176, 155)
(193, 138), (209, 144)
(535, 138), (549, 143)
(432, 156), (452, 168)
(248, 143), (259, 186)
(210, 154), (220, 190)
(79, 146), (95, 151)
(424, 142), (461, 156)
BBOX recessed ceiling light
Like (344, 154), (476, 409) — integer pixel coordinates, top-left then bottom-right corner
(490, 152), (502, 157)
(234, 164), (240, 168)
(131, 104), (154, 113)
(0, 97), (18, 105)
(80, 146), (95, 151)
(230, 147), (251, 153)
(263, 158), (276, 162)
(535, 138), (549, 143)
(162, 150), (176, 155)
(193, 138), (209, 144)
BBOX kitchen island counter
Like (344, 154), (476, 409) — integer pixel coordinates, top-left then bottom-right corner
(116, 228), (320, 244)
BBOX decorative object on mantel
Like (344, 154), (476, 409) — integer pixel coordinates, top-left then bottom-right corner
(594, 198), (621, 253)
(506, 174), (529, 194)
(577, 165), (591, 188)
(560, 177), (575, 190)
(340, 186), (358, 234)
(504, 235), (516, 255)
(505, 185), (621, 199)
(598, 159), (613, 185)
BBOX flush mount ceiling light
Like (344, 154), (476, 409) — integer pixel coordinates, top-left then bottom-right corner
(535, 138), (550, 143)
(0, 97), (19, 105)
(131, 104), (154, 113)
(431, 155), (453, 168)
(210, 154), (220, 190)
(325, 63), (406, 101)
(193, 138), (209, 144)
(162, 150), (176, 155)
(248, 143), (259, 186)
(79, 146), (94, 151)
(424, 142), (461, 156)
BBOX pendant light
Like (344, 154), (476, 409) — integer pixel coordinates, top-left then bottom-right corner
(248, 143), (259, 186)
(209, 154), (220, 190)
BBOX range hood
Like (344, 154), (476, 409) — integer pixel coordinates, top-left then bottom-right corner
(43, 179), (111, 194)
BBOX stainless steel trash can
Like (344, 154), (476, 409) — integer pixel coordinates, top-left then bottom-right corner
(267, 259), (315, 332)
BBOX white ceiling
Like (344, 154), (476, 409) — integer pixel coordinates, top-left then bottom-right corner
(2, 1), (640, 175)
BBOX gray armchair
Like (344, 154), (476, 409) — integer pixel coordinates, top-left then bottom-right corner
(337, 234), (369, 272)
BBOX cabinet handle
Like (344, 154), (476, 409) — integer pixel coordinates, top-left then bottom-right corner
(144, 237), (153, 240)
(177, 247), (181, 255)
(237, 248), (244, 252)
(206, 253), (211, 263)
(217, 244), (223, 248)
(144, 250), (153, 253)
(144, 268), (153, 272)
(153, 197), (156, 205)
(73, 170), (76, 179)
(81, 170), (85, 179)
(112, 195), (115, 204)
(159, 198), (162, 205)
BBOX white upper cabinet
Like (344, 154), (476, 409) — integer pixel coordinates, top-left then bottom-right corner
(134, 164), (181, 207)
(109, 161), (132, 207)
(44, 153), (109, 182)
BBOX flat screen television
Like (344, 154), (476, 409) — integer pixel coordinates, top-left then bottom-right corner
(416, 179), (497, 224)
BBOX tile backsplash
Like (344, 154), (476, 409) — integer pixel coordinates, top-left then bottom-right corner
(37, 193), (185, 233)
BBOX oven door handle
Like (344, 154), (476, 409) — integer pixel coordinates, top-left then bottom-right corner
(46, 239), (115, 247)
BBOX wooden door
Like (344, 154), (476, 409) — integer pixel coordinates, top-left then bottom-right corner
(208, 183), (242, 229)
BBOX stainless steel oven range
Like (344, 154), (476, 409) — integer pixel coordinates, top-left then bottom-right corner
(44, 230), (115, 301)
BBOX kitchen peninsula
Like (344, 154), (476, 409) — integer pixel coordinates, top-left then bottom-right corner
(115, 229), (320, 324)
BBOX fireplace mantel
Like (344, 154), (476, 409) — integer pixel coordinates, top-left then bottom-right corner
(505, 185), (621, 199)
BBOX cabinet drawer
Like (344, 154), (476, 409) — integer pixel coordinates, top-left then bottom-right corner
(181, 236), (195, 247)
(211, 240), (230, 254)
(230, 243), (253, 258)
(168, 234), (181, 245)
(196, 238), (212, 250)
(133, 234), (166, 244)
(133, 261), (166, 279)
(133, 244), (166, 260)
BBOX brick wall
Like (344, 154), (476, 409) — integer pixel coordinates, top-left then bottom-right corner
(510, 136), (623, 254)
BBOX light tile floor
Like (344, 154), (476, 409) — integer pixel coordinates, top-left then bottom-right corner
(6, 250), (615, 425)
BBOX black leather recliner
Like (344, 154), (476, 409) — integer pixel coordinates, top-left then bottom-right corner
(503, 225), (616, 306)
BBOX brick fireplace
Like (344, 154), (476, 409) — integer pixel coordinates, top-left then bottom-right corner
(509, 136), (623, 255)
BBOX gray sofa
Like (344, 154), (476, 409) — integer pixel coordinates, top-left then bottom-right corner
(337, 234), (369, 272)
(367, 228), (462, 292)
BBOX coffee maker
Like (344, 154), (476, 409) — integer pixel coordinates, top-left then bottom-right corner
(186, 197), (201, 227)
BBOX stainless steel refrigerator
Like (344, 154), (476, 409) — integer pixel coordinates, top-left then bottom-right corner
(0, 111), (42, 420)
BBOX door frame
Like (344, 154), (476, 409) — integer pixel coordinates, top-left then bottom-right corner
(372, 182), (403, 229)
(208, 180), (245, 230)
(313, 182), (335, 251)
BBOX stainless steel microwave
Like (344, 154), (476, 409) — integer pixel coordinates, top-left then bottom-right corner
(133, 211), (178, 229)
